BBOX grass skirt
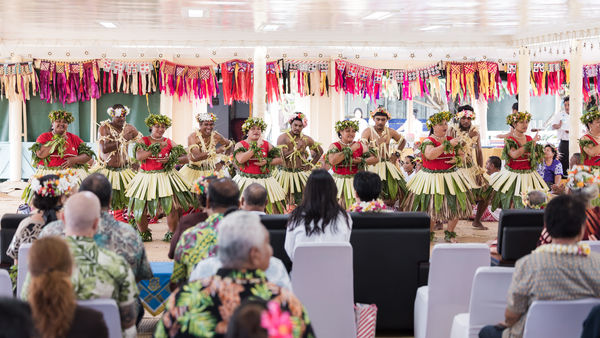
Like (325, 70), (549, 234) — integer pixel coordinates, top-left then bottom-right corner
(368, 160), (407, 203)
(94, 166), (136, 210)
(178, 163), (228, 187)
(458, 166), (488, 199)
(332, 173), (356, 208)
(274, 167), (310, 195)
(126, 170), (196, 222)
(488, 168), (548, 210)
(22, 166), (88, 203)
(401, 168), (475, 222)
(233, 172), (286, 214)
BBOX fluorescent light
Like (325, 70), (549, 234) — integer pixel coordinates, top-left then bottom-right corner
(99, 22), (116, 28)
(487, 21), (519, 26)
(261, 24), (279, 31)
(363, 11), (393, 20)
(192, 1), (245, 4)
(188, 9), (204, 17)
(419, 25), (444, 31)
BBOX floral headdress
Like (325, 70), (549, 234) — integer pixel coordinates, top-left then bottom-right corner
(29, 170), (77, 198)
(287, 112), (308, 127)
(48, 110), (74, 124)
(456, 109), (476, 120)
(107, 106), (130, 118)
(144, 114), (172, 128)
(242, 117), (267, 134)
(426, 111), (453, 130)
(370, 107), (391, 120)
(196, 112), (218, 123)
(581, 106), (600, 126)
(261, 301), (293, 338)
(506, 111), (531, 126)
(192, 173), (224, 195)
(567, 165), (600, 189)
(335, 119), (359, 133)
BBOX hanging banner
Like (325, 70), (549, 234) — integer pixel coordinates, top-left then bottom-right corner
(36, 59), (100, 105)
(266, 61), (281, 104)
(0, 62), (38, 102)
(445, 61), (502, 101)
(505, 63), (518, 96)
(158, 60), (219, 104)
(220, 59), (253, 105)
(582, 62), (600, 102)
(279, 59), (329, 98)
(100, 59), (158, 96)
(530, 60), (568, 97)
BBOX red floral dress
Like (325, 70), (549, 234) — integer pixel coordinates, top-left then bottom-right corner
(506, 135), (533, 171)
(331, 142), (364, 176)
(239, 140), (270, 175)
(422, 136), (455, 171)
(140, 136), (172, 171)
(35, 132), (83, 167)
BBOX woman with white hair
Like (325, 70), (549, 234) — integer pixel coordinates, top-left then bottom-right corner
(155, 211), (314, 337)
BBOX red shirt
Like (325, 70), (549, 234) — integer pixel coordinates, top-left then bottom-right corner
(332, 142), (364, 175)
(506, 135), (533, 170)
(140, 136), (173, 171)
(35, 132), (83, 167)
(422, 136), (455, 171)
(582, 134), (600, 167)
(239, 140), (271, 175)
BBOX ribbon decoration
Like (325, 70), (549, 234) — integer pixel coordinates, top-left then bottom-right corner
(530, 60), (568, 97)
(445, 61), (502, 101)
(506, 63), (518, 96)
(266, 61), (281, 103)
(100, 59), (158, 96)
(0, 62), (38, 102)
(221, 59), (253, 105)
(36, 59), (100, 105)
(583, 63), (600, 102)
(158, 60), (219, 104)
(279, 59), (330, 98)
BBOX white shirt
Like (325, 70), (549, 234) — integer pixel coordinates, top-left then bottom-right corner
(284, 212), (352, 261)
(552, 110), (569, 141)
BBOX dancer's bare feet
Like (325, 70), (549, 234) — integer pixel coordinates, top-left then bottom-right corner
(472, 220), (489, 230)
(434, 220), (443, 230)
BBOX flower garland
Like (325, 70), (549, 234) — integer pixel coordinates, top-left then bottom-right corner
(261, 301), (293, 338)
(48, 110), (74, 123)
(242, 117), (267, 134)
(534, 243), (591, 256)
(426, 111), (453, 130)
(287, 112), (308, 127)
(335, 120), (359, 133)
(506, 111), (531, 126)
(144, 114), (172, 128)
(349, 199), (387, 212)
(567, 165), (600, 188)
(196, 112), (217, 123)
(370, 106), (391, 120)
(581, 106), (600, 126)
(455, 109), (475, 120)
(107, 106), (130, 117)
(29, 170), (77, 197)
(192, 172), (225, 195)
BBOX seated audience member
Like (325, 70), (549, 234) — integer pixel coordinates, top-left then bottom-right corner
(155, 211), (314, 338)
(27, 237), (108, 338)
(473, 156), (502, 226)
(523, 190), (548, 209)
(40, 173), (152, 283)
(0, 297), (35, 338)
(348, 170), (389, 212)
(225, 299), (269, 338)
(582, 304), (600, 338)
(241, 183), (268, 214)
(570, 153), (582, 169)
(401, 155), (417, 181)
(536, 144), (563, 191)
(285, 169), (352, 261)
(171, 178), (240, 287)
(479, 194), (600, 338)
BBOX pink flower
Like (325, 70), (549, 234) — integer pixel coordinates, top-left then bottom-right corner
(261, 301), (293, 338)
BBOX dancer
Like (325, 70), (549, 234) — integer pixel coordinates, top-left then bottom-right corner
(126, 114), (195, 242)
(361, 106), (407, 206)
(326, 120), (377, 208)
(401, 111), (475, 242)
(24, 110), (94, 203)
(96, 104), (141, 214)
(488, 111), (547, 210)
(275, 112), (323, 206)
(179, 112), (233, 187)
(232, 117), (286, 214)
(578, 105), (600, 206)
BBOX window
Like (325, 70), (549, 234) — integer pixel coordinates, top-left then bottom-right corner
(0, 98), (8, 141)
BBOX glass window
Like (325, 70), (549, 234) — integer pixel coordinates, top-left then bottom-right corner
(0, 98), (8, 141)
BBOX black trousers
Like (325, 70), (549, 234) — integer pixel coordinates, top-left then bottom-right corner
(479, 325), (505, 338)
(559, 140), (569, 176)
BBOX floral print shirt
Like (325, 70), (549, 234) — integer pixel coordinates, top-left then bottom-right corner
(6, 216), (45, 260)
(171, 213), (223, 286)
(40, 211), (153, 282)
(155, 269), (315, 338)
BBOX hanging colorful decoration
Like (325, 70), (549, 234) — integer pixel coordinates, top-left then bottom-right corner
(582, 62), (600, 102)
(445, 61), (502, 101)
(530, 60), (568, 97)
(279, 59), (330, 98)
(266, 61), (281, 103)
(0, 62), (38, 102)
(506, 63), (518, 96)
(100, 59), (158, 96)
(36, 59), (100, 105)
(158, 60), (219, 104)
(220, 59), (253, 105)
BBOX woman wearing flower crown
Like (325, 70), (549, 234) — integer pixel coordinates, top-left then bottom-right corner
(24, 110), (95, 203)
(126, 114), (196, 242)
(579, 104), (600, 177)
(326, 119), (378, 208)
(401, 111), (475, 242)
(232, 117), (286, 214)
(488, 111), (548, 210)
(179, 112), (233, 187)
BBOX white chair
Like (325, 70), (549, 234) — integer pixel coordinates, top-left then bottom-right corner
(450, 266), (514, 338)
(522, 298), (600, 338)
(291, 242), (356, 338)
(0, 269), (12, 297)
(16, 243), (32, 297)
(78, 299), (122, 338)
(414, 243), (490, 338)
(581, 240), (600, 254)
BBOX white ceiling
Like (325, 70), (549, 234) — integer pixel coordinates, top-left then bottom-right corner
(1, 0), (600, 60)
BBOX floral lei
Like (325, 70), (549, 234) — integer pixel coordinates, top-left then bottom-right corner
(349, 199), (387, 212)
(242, 117), (267, 134)
(48, 110), (74, 123)
(567, 165), (599, 189)
(107, 106), (130, 117)
(506, 111), (531, 126)
(456, 109), (475, 120)
(144, 114), (172, 128)
(534, 243), (591, 256)
(288, 112), (308, 127)
(335, 119), (359, 133)
(29, 170), (77, 197)
(426, 111), (453, 130)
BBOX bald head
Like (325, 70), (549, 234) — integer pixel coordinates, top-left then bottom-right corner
(241, 183), (267, 212)
(63, 191), (101, 237)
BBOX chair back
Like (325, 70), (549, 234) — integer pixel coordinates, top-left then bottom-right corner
(468, 267), (514, 338)
(0, 213), (29, 266)
(260, 214), (292, 272)
(0, 269), (12, 297)
(497, 209), (545, 261)
(291, 242), (356, 338)
(17, 243), (32, 297)
(426, 243), (490, 338)
(581, 240), (600, 254)
(78, 299), (122, 338)
(523, 298), (600, 338)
